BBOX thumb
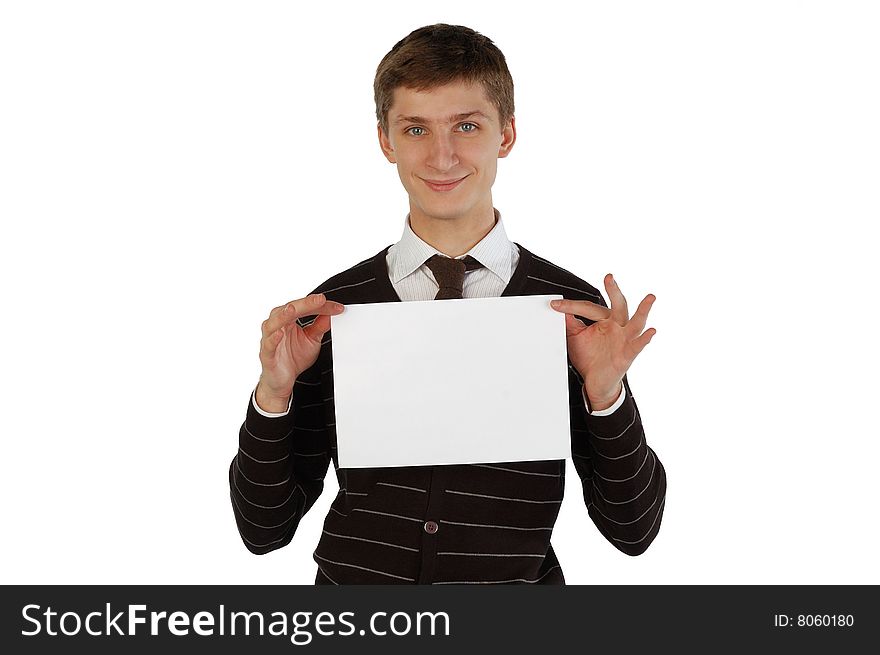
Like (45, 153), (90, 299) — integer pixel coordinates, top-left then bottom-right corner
(302, 313), (333, 344)
(563, 312), (589, 338)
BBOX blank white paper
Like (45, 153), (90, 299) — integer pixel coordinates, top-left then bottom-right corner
(329, 294), (571, 468)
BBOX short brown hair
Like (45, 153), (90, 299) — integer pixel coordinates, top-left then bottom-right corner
(374, 24), (515, 134)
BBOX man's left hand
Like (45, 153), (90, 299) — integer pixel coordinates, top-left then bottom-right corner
(550, 274), (656, 411)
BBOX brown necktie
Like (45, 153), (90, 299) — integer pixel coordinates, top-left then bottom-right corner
(424, 254), (484, 300)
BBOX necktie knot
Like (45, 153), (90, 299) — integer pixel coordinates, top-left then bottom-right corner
(424, 254), (484, 299)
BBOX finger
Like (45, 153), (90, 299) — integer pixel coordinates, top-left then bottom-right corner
(261, 293), (344, 337)
(549, 298), (611, 322)
(267, 300), (291, 319)
(629, 327), (657, 359)
(625, 294), (656, 340)
(259, 325), (285, 363)
(266, 292), (318, 320)
(604, 274), (629, 326)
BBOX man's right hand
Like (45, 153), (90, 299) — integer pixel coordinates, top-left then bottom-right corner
(255, 293), (345, 413)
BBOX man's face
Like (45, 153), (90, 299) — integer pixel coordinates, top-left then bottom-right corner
(378, 80), (516, 224)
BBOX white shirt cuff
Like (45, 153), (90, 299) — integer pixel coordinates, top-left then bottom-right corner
(583, 383), (626, 416)
(251, 387), (293, 417)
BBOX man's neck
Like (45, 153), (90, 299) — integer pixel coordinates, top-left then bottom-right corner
(408, 206), (498, 258)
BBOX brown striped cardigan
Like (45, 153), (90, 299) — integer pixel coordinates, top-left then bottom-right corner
(229, 243), (667, 584)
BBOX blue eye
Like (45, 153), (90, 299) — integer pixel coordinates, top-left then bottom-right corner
(459, 122), (478, 132)
(406, 126), (425, 136)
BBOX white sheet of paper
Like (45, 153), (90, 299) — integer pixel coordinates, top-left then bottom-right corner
(330, 294), (571, 468)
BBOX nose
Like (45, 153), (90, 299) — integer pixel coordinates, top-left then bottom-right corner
(425, 132), (459, 172)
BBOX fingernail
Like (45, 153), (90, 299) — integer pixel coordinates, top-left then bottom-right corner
(550, 300), (561, 308)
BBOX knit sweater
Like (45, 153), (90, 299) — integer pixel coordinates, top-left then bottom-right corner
(229, 243), (667, 584)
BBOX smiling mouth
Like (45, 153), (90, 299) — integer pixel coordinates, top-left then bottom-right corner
(421, 176), (467, 192)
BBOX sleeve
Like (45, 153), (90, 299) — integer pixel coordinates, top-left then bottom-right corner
(228, 315), (333, 555)
(251, 387), (293, 417)
(567, 309), (667, 556)
(582, 383), (626, 416)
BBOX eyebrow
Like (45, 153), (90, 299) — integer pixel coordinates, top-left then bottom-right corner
(393, 111), (492, 125)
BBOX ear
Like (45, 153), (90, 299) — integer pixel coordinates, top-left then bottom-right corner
(377, 123), (396, 163)
(498, 115), (516, 159)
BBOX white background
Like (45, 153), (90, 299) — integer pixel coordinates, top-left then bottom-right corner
(2, 0), (878, 585)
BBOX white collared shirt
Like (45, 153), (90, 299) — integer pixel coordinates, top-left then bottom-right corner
(386, 208), (519, 301)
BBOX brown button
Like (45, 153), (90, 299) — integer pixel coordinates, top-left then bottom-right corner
(424, 521), (439, 534)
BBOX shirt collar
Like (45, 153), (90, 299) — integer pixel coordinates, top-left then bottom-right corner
(388, 208), (515, 285)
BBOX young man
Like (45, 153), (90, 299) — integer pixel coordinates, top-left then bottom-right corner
(229, 24), (666, 584)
